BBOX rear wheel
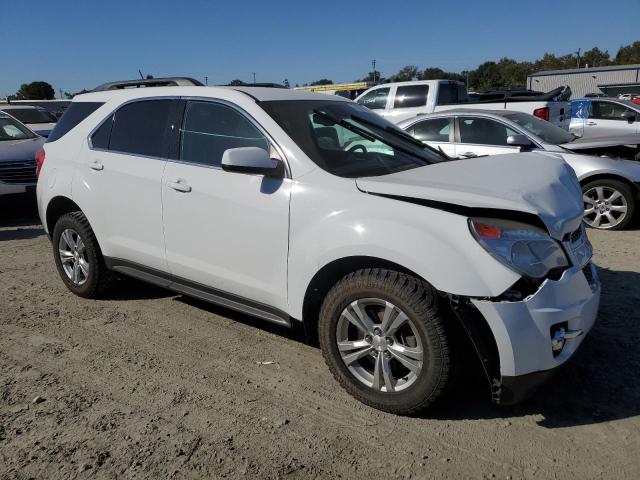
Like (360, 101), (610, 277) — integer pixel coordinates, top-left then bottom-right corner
(52, 212), (115, 298)
(319, 269), (456, 415)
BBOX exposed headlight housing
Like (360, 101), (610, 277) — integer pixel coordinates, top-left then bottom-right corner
(469, 217), (569, 279)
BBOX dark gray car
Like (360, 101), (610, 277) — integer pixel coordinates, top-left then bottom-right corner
(0, 113), (45, 196)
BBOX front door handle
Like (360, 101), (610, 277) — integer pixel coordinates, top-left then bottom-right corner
(167, 179), (192, 193)
(587, 121), (597, 126)
(89, 160), (104, 171)
(459, 152), (478, 158)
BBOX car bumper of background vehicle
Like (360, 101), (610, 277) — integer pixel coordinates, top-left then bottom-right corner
(471, 263), (600, 400)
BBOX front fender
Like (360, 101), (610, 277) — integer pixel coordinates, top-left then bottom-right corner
(287, 173), (520, 319)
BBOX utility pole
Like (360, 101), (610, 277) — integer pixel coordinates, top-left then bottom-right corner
(372, 59), (377, 83)
(59, 88), (63, 99)
(575, 48), (581, 69)
(253, 72), (256, 85)
(204, 76), (208, 86)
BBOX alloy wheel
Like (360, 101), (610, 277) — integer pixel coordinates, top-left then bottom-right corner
(58, 228), (90, 286)
(336, 298), (423, 393)
(583, 186), (628, 229)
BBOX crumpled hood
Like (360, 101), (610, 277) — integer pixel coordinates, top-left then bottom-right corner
(0, 137), (45, 162)
(560, 134), (640, 150)
(356, 152), (584, 239)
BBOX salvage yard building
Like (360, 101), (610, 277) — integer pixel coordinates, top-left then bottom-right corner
(527, 64), (640, 98)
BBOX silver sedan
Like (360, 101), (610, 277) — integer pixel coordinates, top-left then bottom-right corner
(398, 109), (640, 230)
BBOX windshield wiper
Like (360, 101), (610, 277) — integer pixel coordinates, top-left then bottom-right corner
(312, 109), (431, 165)
(350, 114), (450, 161)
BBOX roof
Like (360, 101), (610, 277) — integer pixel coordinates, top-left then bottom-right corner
(0, 105), (42, 110)
(529, 64), (640, 78)
(73, 85), (351, 103)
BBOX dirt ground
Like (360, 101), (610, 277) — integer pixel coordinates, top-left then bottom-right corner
(1, 195), (639, 480)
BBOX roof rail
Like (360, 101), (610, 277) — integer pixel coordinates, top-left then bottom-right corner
(92, 77), (204, 92)
(225, 82), (287, 89)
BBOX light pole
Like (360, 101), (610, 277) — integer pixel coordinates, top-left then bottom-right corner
(253, 72), (256, 85)
(372, 60), (377, 83)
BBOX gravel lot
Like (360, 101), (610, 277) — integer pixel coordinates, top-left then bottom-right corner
(1, 195), (639, 479)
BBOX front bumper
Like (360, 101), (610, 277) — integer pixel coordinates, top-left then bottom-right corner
(471, 262), (600, 403)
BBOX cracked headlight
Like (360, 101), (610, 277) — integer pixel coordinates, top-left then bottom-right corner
(469, 217), (569, 279)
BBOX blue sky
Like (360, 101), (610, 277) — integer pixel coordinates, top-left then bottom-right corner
(1, 0), (639, 97)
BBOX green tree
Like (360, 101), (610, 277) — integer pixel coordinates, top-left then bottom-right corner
(310, 78), (333, 86)
(581, 47), (611, 68)
(389, 65), (419, 82)
(228, 79), (245, 86)
(15, 81), (55, 100)
(283, 78), (290, 88)
(357, 71), (382, 83)
(614, 41), (640, 64)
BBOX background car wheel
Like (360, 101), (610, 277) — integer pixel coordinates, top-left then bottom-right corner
(318, 268), (456, 415)
(582, 179), (636, 231)
(52, 211), (115, 298)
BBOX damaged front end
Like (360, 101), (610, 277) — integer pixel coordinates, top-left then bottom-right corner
(449, 224), (600, 405)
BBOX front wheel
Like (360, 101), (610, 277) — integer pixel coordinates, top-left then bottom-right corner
(582, 179), (636, 230)
(319, 269), (456, 415)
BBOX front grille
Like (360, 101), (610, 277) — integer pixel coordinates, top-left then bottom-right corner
(0, 160), (37, 184)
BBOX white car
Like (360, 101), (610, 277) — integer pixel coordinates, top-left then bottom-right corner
(570, 97), (640, 139)
(0, 105), (57, 138)
(37, 82), (600, 414)
(354, 80), (572, 128)
(398, 109), (640, 230)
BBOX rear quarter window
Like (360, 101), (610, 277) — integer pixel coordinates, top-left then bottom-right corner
(46, 102), (104, 142)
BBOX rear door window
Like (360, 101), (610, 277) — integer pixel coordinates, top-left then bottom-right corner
(592, 101), (634, 120)
(46, 102), (104, 142)
(413, 118), (452, 142)
(437, 83), (466, 105)
(393, 85), (429, 108)
(458, 117), (517, 146)
(108, 100), (175, 157)
(357, 88), (390, 110)
(179, 101), (269, 167)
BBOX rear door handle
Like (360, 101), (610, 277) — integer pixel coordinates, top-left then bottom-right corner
(459, 152), (478, 158)
(587, 121), (597, 126)
(167, 179), (192, 193)
(89, 160), (104, 171)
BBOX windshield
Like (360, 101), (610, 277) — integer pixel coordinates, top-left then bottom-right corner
(1, 108), (57, 125)
(0, 116), (37, 141)
(503, 112), (574, 145)
(260, 100), (443, 178)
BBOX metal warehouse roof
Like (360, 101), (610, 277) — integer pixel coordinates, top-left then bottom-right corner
(529, 64), (640, 77)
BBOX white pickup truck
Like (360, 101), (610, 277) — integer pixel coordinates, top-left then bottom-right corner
(355, 80), (572, 129)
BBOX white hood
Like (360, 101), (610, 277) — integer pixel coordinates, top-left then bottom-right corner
(356, 153), (584, 239)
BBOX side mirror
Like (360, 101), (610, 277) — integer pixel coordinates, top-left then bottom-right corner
(221, 147), (284, 178)
(507, 134), (534, 148)
(621, 110), (637, 123)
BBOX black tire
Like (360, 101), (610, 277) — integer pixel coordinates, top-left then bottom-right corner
(52, 211), (115, 298)
(318, 268), (456, 415)
(582, 179), (636, 231)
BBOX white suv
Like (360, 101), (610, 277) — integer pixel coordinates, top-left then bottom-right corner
(37, 82), (600, 414)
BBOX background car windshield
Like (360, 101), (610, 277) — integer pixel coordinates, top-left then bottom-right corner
(503, 112), (574, 145)
(3, 108), (57, 124)
(261, 100), (440, 178)
(0, 117), (36, 141)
